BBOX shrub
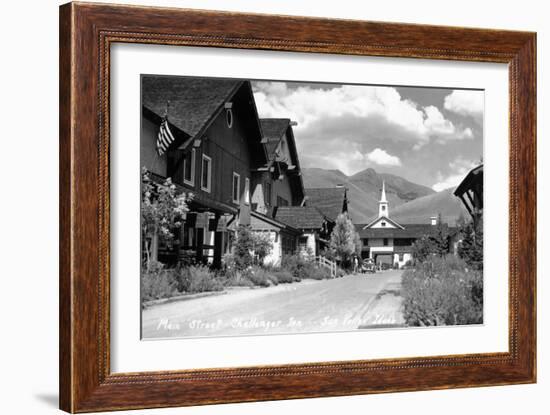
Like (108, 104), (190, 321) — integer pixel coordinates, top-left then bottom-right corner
(271, 269), (294, 284)
(401, 256), (483, 326)
(189, 265), (224, 293)
(222, 252), (237, 275)
(281, 254), (306, 281)
(412, 235), (436, 263)
(175, 265), (223, 293)
(223, 271), (254, 288)
(231, 226), (275, 269)
(282, 254), (337, 280)
(246, 266), (277, 287)
(252, 232), (273, 264)
(141, 261), (178, 302)
(307, 265), (332, 280)
(233, 225), (255, 269)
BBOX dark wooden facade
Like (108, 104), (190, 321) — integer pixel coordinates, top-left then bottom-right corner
(141, 77), (267, 267)
(454, 164), (483, 225)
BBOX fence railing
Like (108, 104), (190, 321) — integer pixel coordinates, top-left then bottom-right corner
(316, 256), (337, 278)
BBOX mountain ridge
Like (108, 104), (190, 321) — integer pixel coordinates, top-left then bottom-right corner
(301, 167), (465, 225)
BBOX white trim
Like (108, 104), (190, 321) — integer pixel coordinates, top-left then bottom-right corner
(363, 215), (404, 229)
(201, 154), (211, 193)
(244, 177), (250, 205)
(183, 149), (196, 186)
(232, 172), (240, 204)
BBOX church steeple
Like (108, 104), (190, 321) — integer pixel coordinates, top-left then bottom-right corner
(378, 181), (389, 218)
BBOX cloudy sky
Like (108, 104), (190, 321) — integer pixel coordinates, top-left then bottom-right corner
(251, 81), (483, 191)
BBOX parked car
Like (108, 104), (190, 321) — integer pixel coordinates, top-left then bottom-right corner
(361, 258), (376, 274)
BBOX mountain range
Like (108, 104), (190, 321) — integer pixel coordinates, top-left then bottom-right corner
(301, 167), (468, 225)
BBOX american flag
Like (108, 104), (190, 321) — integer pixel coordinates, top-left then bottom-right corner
(156, 116), (175, 156)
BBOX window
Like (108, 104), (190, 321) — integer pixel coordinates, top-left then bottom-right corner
(381, 205), (386, 211)
(201, 154), (211, 192)
(381, 221), (386, 227)
(362, 238), (369, 245)
(244, 178), (250, 205)
(232, 172), (240, 204)
(383, 238), (389, 246)
(226, 109), (233, 128)
(298, 236), (308, 251)
(265, 182), (272, 206)
(183, 149), (195, 186)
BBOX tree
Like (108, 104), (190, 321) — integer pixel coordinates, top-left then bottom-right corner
(411, 235), (436, 263)
(252, 232), (273, 265)
(141, 168), (191, 269)
(233, 225), (255, 269)
(412, 214), (450, 263)
(329, 213), (359, 269)
(458, 219), (483, 270)
(432, 213), (450, 257)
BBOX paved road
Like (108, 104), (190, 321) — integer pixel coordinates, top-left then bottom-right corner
(142, 270), (404, 339)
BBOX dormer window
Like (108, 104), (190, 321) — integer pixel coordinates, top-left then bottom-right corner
(225, 102), (233, 128)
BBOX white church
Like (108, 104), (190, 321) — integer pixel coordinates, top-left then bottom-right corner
(356, 182), (449, 268)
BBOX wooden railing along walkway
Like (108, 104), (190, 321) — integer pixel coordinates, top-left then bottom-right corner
(316, 256), (337, 278)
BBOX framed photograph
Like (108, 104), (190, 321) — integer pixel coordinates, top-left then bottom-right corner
(59, 2), (536, 412)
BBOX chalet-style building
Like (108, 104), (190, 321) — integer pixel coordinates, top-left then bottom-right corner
(142, 75), (351, 268)
(454, 164), (483, 225)
(247, 118), (306, 265)
(252, 118), (305, 212)
(274, 206), (334, 257)
(356, 182), (451, 268)
(272, 187), (349, 258)
(141, 76), (269, 267)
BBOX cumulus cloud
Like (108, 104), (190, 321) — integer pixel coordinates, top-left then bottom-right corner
(444, 90), (484, 120)
(432, 157), (478, 192)
(365, 148), (402, 166)
(253, 82), (474, 145)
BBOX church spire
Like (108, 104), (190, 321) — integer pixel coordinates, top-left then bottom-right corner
(378, 181), (389, 217)
(380, 181), (387, 203)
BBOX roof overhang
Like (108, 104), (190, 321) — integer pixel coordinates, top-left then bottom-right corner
(363, 215), (404, 230)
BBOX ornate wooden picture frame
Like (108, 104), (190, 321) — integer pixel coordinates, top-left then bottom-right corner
(59, 2), (536, 412)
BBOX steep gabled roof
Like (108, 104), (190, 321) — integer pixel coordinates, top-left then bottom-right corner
(142, 76), (241, 138)
(274, 206), (329, 230)
(304, 187), (347, 221)
(259, 118), (305, 202)
(260, 118), (291, 157)
(363, 215), (404, 230)
(454, 164), (483, 197)
(355, 223), (450, 238)
(250, 210), (300, 234)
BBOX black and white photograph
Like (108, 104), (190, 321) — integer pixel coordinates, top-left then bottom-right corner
(140, 75), (484, 339)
